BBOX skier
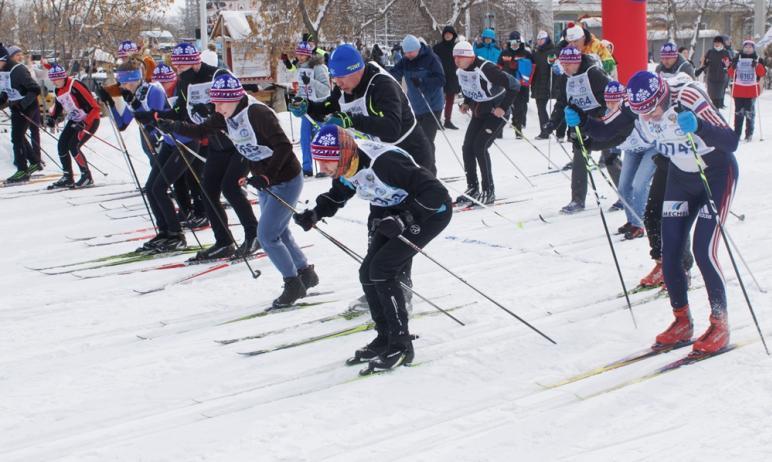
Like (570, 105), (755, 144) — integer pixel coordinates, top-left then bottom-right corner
(531, 30), (558, 140)
(160, 72), (318, 307)
(104, 56), (196, 252)
(152, 63), (178, 97)
(698, 36), (731, 109)
(390, 35), (445, 162)
(45, 63), (99, 189)
(116, 40), (139, 60)
(574, 70), (739, 354)
(293, 124), (451, 373)
(728, 40), (766, 142)
(498, 30), (533, 137)
(292, 40), (331, 177)
(453, 40), (519, 205)
(656, 42), (695, 79)
(0, 44), (42, 183)
(432, 25), (461, 129)
(542, 46), (614, 214)
(290, 43), (435, 174)
(474, 28), (501, 64)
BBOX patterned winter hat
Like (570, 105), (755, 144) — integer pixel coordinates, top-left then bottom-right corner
(296, 41), (314, 57)
(604, 81), (626, 103)
(152, 63), (176, 83)
(117, 40), (139, 58)
(47, 63), (67, 81)
(209, 72), (244, 102)
(660, 42), (678, 59)
(171, 42), (201, 66)
(559, 46), (582, 65)
(311, 124), (343, 161)
(626, 71), (668, 115)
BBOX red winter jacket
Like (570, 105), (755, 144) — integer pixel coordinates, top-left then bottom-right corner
(728, 58), (766, 99)
(51, 77), (100, 126)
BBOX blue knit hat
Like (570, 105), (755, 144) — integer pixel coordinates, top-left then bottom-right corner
(604, 81), (626, 103)
(210, 72), (244, 102)
(117, 40), (138, 58)
(48, 63), (67, 81)
(626, 71), (668, 115)
(329, 44), (365, 78)
(481, 28), (496, 40)
(402, 35), (421, 53)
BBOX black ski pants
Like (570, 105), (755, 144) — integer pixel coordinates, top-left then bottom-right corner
(10, 105), (41, 170)
(462, 113), (505, 191)
(145, 140), (200, 234)
(510, 86), (529, 130)
(416, 111), (441, 165)
(202, 147), (258, 245)
(57, 119), (98, 175)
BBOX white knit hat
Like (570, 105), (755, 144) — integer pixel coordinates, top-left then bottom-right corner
(566, 25), (585, 42)
(453, 40), (475, 57)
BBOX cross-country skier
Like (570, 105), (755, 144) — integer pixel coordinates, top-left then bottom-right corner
(656, 42), (696, 80)
(498, 31), (533, 137)
(728, 40), (766, 142)
(160, 72), (318, 308)
(291, 40), (331, 177)
(571, 70), (739, 354)
(0, 44), (42, 183)
(45, 63), (99, 189)
(293, 124), (451, 373)
(453, 40), (519, 205)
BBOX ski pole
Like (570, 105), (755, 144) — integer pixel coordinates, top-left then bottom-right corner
(415, 87), (465, 173)
(755, 83), (764, 141)
(263, 187), (465, 326)
(575, 126), (637, 328)
(483, 113), (536, 188)
(439, 177), (526, 228)
(160, 128), (262, 280)
(2, 108), (62, 170)
(395, 234), (556, 344)
(731, 210), (745, 221)
(582, 149), (646, 227)
(686, 133), (769, 354)
(512, 124), (570, 180)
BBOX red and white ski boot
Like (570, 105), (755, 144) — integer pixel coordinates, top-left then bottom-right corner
(692, 313), (730, 355)
(640, 259), (664, 287)
(653, 305), (693, 350)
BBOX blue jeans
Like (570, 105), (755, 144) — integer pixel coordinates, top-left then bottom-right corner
(257, 173), (309, 278)
(300, 116), (314, 174)
(618, 147), (656, 227)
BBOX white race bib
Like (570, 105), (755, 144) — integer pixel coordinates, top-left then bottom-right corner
(640, 106), (712, 173)
(735, 58), (757, 87)
(566, 67), (601, 111)
(226, 97), (274, 162)
(0, 64), (24, 101)
(56, 79), (87, 122)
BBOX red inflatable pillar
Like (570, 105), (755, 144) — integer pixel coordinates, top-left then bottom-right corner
(602, 0), (648, 85)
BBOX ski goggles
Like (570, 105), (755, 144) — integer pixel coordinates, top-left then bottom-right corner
(115, 69), (143, 84)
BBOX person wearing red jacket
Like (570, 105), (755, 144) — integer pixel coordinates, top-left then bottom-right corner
(45, 63), (99, 188)
(728, 40), (766, 142)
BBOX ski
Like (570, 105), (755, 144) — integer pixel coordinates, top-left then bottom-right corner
(618, 284), (664, 298)
(0, 182), (130, 198)
(34, 247), (208, 275)
(219, 290), (337, 324)
(454, 198), (531, 213)
(236, 303), (469, 357)
(0, 173), (61, 188)
(538, 341), (694, 389)
(579, 342), (750, 400)
(65, 225), (158, 242)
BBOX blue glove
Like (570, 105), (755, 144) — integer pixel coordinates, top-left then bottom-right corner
(288, 97), (307, 117)
(564, 107), (581, 128)
(326, 111), (353, 128)
(551, 63), (563, 76)
(677, 110), (698, 134)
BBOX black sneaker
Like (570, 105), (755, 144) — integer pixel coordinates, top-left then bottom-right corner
(443, 120), (459, 130)
(346, 334), (388, 365)
(455, 185), (479, 205)
(156, 233), (187, 252)
(232, 237), (261, 258)
(189, 242), (235, 262)
(616, 222), (632, 235)
(71, 171), (93, 189)
(298, 264), (319, 289)
(182, 215), (209, 229)
(47, 173), (74, 190)
(361, 335), (415, 375)
(271, 276), (307, 308)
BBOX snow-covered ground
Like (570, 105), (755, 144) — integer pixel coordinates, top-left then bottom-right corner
(1, 96), (771, 461)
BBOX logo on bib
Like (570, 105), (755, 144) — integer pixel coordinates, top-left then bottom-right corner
(662, 201), (689, 217)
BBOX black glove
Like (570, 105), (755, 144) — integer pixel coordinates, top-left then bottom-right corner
(156, 118), (178, 134)
(242, 83), (259, 92)
(133, 111), (156, 125)
(130, 97), (143, 111)
(0, 92), (8, 107)
(43, 115), (55, 128)
(281, 53), (293, 69)
(411, 77), (422, 88)
(246, 174), (270, 191)
(191, 103), (211, 119)
(376, 215), (406, 239)
(120, 88), (134, 103)
(293, 209), (319, 231)
(96, 86), (114, 107)
(542, 121), (556, 135)
(300, 73), (311, 85)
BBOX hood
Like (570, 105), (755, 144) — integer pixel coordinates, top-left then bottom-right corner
(442, 25), (458, 42)
(481, 28), (496, 40)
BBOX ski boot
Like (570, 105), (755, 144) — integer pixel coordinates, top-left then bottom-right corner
(346, 333), (388, 365)
(607, 200), (623, 212)
(298, 264), (319, 289)
(26, 163), (42, 175)
(181, 214), (208, 229)
(455, 185), (479, 206)
(5, 169), (30, 183)
(479, 188), (496, 205)
(534, 132), (549, 140)
(653, 305), (693, 350)
(271, 276), (307, 309)
(344, 294), (370, 318)
(232, 237), (261, 259)
(443, 120), (459, 130)
(616, 222), (632, 235)
(623, 226), (645, 240)
(360, 334), (416, 375)
(71, 171), (93, 189)
(693, 312), (729, 354)
(640, 260), (664, 287)
(47, 173), (74, 190)
(560, 201), (585, 215)
(156, 232), (187, 252)
(136, 232), (169, 253)
(189, 242), (235, 262)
